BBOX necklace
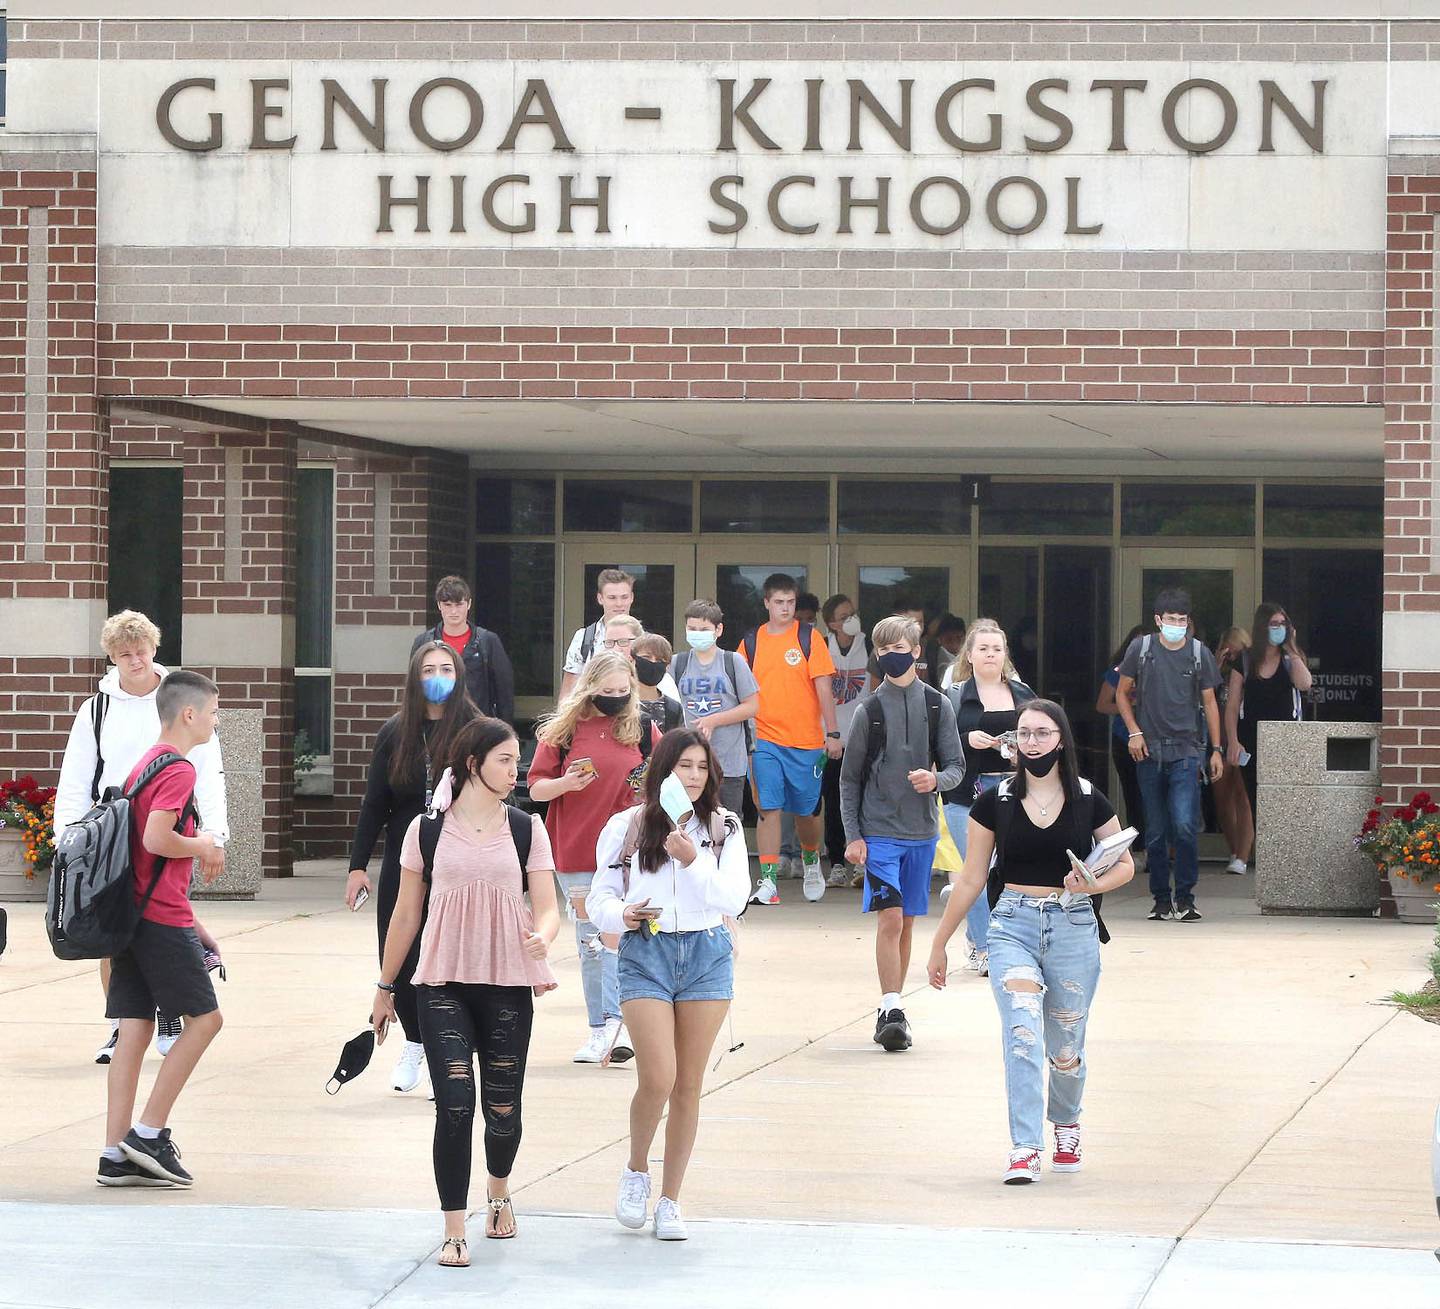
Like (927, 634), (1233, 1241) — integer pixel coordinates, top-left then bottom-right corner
(456, 800), (504, 835)
(1028, 786), (1063, 818)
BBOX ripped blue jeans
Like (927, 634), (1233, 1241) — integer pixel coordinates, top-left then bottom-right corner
(986, 889), (1102, 1151)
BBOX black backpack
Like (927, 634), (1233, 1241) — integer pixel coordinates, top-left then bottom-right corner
(48, 751), (198, 961)
(741, 622), (814, 667)
(417, 804), (534, 889)
(858, 684), (947, 800)
(987, 776), (1111, 945)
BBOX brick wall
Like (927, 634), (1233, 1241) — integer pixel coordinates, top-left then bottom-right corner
(96, 323), (1383, 405)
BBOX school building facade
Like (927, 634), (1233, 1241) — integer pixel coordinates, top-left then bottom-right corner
(0, 4), (1433, 902)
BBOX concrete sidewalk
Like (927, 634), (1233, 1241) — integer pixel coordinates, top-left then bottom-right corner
(1, 864), (1437, 1267)
(1, 1203), (1436, 1309)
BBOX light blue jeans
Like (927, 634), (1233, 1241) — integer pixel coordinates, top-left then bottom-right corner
(555, 871), (620, 1028)
(943, 773), (1004, 951)
(986, 889), (1102, 1151)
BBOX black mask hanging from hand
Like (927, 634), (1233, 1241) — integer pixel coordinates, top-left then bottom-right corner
(326, 1029), (376, 1095)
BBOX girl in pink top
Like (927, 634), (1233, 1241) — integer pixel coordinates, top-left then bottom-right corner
(372, 718), (560, 1267)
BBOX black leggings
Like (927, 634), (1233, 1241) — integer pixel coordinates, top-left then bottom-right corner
(376, 862), (426, 1043)
(822, 754), (846, 864)
(417, 983), (534, 1211)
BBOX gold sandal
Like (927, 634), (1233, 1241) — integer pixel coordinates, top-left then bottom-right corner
(486, 1194), (517, 1240)
(438, 1236), (469, 1268)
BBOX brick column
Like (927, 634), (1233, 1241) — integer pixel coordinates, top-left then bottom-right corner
(182, 422), (297, 877)
(0, 147), (105, 786)
(1382, 154), (1440, 913)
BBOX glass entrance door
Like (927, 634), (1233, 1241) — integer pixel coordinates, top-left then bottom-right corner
(561, 543), (696, 684)
(838, 544), (970, 682)
(695, 539), (831, 649)
(1119, 548), (1256, 649)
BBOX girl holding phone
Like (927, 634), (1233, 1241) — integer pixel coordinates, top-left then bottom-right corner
(528, 652), (660, 1066)
(587, 729), (751, 1241)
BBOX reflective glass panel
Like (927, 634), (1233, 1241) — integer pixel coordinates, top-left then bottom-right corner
(474, 543), (557, 697)
(701, 481), (827, 534)
(564, 479), (691, 533)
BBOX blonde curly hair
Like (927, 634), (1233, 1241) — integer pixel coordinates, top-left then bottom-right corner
(101, 610), (162, 658)
(536, 651), (643, 750)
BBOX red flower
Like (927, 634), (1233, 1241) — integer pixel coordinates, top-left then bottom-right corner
(1400, 806), (1419, 824)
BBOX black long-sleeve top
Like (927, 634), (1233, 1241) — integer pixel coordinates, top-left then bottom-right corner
(347, 715), (434, 875)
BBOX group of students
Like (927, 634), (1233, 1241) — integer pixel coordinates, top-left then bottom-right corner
(54, 570), (1310, 1257)
(1096, 591), (1311, 923)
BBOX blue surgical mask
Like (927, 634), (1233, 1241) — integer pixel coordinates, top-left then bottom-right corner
(1268, 624), (1288, 646)
(421, 675), (456, 704)
(1159, 623), (1187, 644)
(685, 630), (717, 652)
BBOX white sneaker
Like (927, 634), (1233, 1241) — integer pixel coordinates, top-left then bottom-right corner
(965, 944), (983, 973)
(802, 860), (826, 902)
(939, 882), (953, 907)
(1226, 856), (1248, 875)
(573, 1029), (608, 1064)
(749, 876), (779, 906)
(604, 1017), (635, 1065)
(653, 1196), (688, 1240)
(95, 1023), (119, 1066)
(391, 1040), (427, 1092)
(826, 863), (851, 887)
(616, 1167), (651, 1229)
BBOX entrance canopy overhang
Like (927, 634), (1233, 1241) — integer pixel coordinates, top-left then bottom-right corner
(114, 399), (1382, 479)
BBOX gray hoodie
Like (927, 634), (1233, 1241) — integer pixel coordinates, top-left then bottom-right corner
(839, 678), (964, 845)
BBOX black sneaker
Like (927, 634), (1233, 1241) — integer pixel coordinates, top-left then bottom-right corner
(875, 1008), (912, 1052)
(97, 1155), (174, 1188)
(1177, 902), (1203, 923)
(1148, 900), (1174, 921)
(120, 1128), (193, 1187)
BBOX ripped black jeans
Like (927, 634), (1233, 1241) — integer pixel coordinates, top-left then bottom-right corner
(416, 982), (534, 1211)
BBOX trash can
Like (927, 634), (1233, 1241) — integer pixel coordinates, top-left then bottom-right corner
(1255, 720), (1380, 916)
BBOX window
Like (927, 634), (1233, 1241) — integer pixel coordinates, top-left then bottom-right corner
(1, 11), (8, 127)
(980, 482), (1112, 537)
(701, 480), (828, 534)
(108, 465), (183, 667)
(295, 467), (335, 760)
(475, 543), (556, 698)
(563, 479), (692, 533)
(1121, 482), (1254, 537)
(1263, 484), (1382, 540)
(475, 477), (555, 535)
(838, 480), (971, 535)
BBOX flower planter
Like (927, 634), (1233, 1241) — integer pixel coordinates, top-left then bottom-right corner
(0, 832), (45, 902)
(1386, 867), (1438, 924)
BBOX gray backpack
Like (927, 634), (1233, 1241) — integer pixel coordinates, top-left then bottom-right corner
(47, 752), (197, 961)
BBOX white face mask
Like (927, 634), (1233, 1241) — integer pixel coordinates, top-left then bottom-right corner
(841, 614), (863, 638)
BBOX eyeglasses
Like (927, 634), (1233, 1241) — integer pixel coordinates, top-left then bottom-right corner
(602, 637), (635, 650)
(1016, 728), (1058, 744)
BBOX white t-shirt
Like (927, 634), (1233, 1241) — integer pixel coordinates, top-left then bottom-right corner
(828, 634), (871, 735)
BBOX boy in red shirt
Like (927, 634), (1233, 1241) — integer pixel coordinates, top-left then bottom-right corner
(98, 670), (226, 1189)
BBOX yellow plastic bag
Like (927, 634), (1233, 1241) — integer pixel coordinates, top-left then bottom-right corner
(932, 796), (963, 874)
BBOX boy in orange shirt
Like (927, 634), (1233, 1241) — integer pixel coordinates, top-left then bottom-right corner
(738, 574), (841, 905)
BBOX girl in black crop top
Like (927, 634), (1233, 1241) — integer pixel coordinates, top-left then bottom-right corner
(926, 698), (1135, 1185)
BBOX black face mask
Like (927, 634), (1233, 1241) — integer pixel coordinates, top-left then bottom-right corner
(1020, 746), (1061, 778)
(592, 693), (629, 717)
(635, 656), (667, 688)
(326, 1028), (375, 1095)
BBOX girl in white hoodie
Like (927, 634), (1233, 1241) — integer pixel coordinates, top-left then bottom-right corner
(586, 728), (751, 1242)
(53, 612), (229, 1062)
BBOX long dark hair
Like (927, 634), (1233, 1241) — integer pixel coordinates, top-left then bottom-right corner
(635, 729), (722, 874)
(1249, 601), (1289, 657)
(439, 716), (518, 801)
(390, 642), (479, 786)
(1010, 698), (1087, 821)
(1108, 624), (1146, 671)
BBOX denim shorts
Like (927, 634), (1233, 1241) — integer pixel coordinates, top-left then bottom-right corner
(617, 925), (735, 1004)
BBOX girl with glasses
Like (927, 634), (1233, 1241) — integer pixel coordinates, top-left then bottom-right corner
(927, 699), (1135, 1185)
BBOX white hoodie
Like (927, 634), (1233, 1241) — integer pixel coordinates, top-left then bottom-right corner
(53, 663), (229, 841)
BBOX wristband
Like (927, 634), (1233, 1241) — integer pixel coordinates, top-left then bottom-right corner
(375, 981), (396, 993)
(1128, 732), (1143, 739)
(826, 731), (841, 739)
(1207, 745), (1221, 754)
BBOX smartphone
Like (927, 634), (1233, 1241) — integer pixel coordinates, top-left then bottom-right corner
(352, 887), (370, 912)
(569, 756), (597, 778)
